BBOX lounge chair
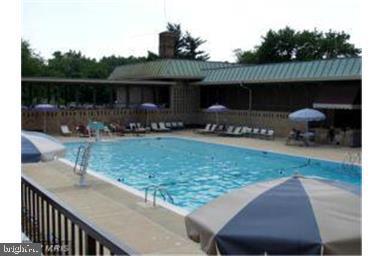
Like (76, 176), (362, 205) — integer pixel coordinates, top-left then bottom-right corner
(221, 126), (243, 137)
(171, 122), (178, 129)
(103, 126), (113, 137)
(265, 129), (275, 140)
(135, 123), (147, 133)
(60, 125), (72, 136)
(218, 125), (234, 135)
(215, 125), (224, 133)
(76, 124), (90, 137)
(151, 122), (161, 132)
(165, 122), (172, 129)
(177, 121), (184, 129)
(158, 122), (171, 132)
(251, 128), (260, 138)
(195, 124), (212, 134)
(260, 129), (267, 138)
(205, 124), (217, 134)
(241, 127), (252, 137)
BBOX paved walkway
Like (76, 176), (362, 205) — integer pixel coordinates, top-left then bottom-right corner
(23, 130), (361, 254)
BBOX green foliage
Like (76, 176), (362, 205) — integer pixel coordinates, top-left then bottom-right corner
(166, 23), (210, 61)
(236, 27), (361, 64)
(21, 40), (45, 76)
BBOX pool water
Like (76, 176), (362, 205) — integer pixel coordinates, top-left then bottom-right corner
(65, 137), (361, 212)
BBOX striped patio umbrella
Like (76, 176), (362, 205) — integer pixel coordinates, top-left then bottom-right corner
(22, 131), (66, 163)
(34, 104), (59, 132)
(206, 104), (228, 124)
(185, 175), (361, 255)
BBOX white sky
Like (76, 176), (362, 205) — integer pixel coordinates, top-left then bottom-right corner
(22, 0), (361, 62)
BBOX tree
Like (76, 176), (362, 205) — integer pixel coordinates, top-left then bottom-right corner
(166, 23), (210, 60)
(235, 27), (361, 64)
(21, 40), (45, 76)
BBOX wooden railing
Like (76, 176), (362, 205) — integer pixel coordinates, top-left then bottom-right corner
(21, 175), (138, 255)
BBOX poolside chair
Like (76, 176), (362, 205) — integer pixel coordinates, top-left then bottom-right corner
(135, 123), (147, 133)
(158, 122), (171, 132)
(60, 125), (72, 136)
(215, 124), (225, 133)
(76, 124), (90, 137)
(103, 126), (113, 137)
(218, 125), (234, 135)
(177, 121), (184, 129)
(195, 124), (212, 134)
(165, 122), (172, 129)
(171, 122), (178, 129)
(265, 129), (275, 140)
(260, 128), (267, 138)
(241, 127), (252, 137)
(205, 124), (218, 134)
(151, 122), (161, 132)
(251, 128), (260, 138)
(222, 126), (243, 137)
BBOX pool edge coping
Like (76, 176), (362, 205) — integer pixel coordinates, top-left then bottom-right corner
(58, 158), (190, 217)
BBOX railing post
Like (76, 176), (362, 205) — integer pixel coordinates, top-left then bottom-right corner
(86, 234), (97, 255)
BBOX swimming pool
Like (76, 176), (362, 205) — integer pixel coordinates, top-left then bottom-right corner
(65, 137), (361, 212)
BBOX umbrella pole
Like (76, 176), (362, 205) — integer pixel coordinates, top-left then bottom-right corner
(44, 113), (47, 133)
(216, 112), (218, 124)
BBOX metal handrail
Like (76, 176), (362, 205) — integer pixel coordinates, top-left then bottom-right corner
(144, 185), (174, 206)
(21, 174), (138, 255)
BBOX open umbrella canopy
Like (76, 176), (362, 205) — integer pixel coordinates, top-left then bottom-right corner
(289, 108), (326, 122)
(21, 131), (66, 163)
(185, 175), (361, 255)
(34, 104), (59, 112)
(206, 104), (228, 112)
(139, 103), (158, 110)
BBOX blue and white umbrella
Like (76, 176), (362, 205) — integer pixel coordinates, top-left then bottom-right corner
(289, 108), (326, 131)
(186, 175), (361, 255)
(139, 103), (159, 126)
(206, 104), (228, 124)
(289, 108), (326, 122)
(34, 104), (59, 132)
(139, 103), (159, 111)
(22, 131), (66, 163)
(34, 104), (59, 112)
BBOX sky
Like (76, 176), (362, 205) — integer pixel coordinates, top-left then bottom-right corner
(22, 0), (361, 62)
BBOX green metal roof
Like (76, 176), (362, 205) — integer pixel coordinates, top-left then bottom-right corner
(199, 57), (361, 85)
(108, 59), (237, 80)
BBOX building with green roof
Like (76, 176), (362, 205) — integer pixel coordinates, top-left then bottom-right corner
(21, 32), (361, 145)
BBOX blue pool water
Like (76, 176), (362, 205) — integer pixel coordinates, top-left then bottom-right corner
(65, 137), (361, 211)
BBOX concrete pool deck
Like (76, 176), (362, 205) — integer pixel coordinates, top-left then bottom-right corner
(22, 130), (361, 254)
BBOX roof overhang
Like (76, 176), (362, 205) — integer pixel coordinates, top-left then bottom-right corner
(22, 77), (176, 86)
(313, 103), (361, 110)
(194, 76), (361, 86)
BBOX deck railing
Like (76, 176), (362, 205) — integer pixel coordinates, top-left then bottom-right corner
(21, 175), (138, 255)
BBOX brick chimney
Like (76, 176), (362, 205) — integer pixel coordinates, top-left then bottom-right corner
(159, 31), (177, 58)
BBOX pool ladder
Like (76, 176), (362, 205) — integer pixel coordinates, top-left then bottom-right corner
(73, 141), (93, 186)
(144, 185), (174, 206)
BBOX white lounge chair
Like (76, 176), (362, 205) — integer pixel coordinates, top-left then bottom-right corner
(60, 125), (72, 136)
(177, 121), (184, 129)
(265, 129), (275, 140)
(151, 122), (161, 132)
(165, 122), (172, 129)
(159, 122), (171, 132)
(241, 127), (252, 136)
(259, 128), (269, 139)
(171, 122), (178, 129)
(196, 124), (212, 134)
(221, 126), (242, 136)
(252, 128), (260, 138)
